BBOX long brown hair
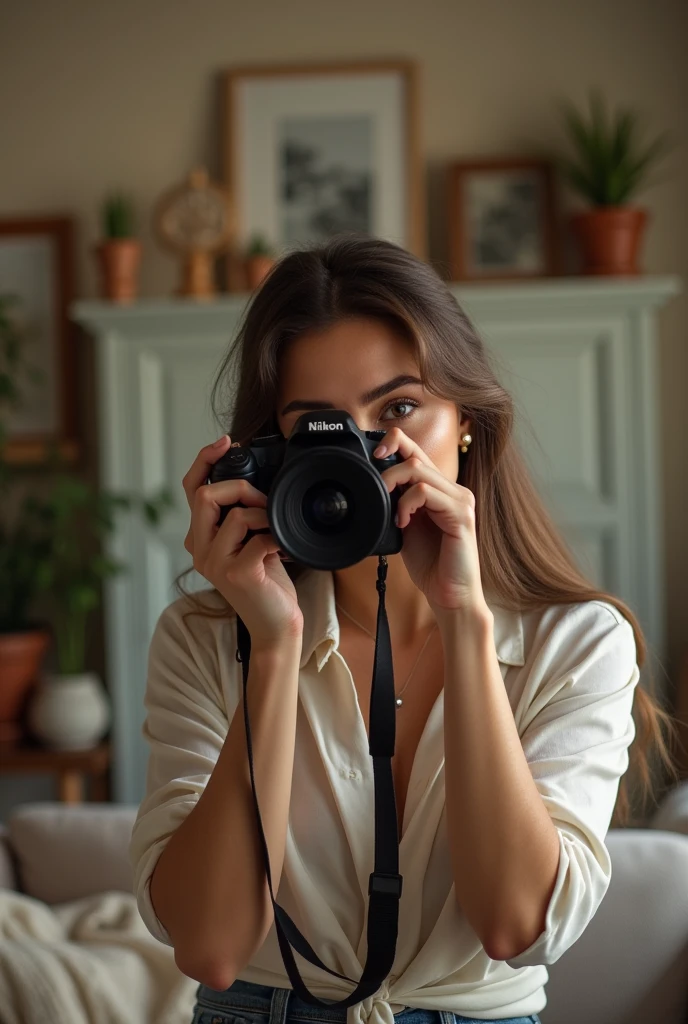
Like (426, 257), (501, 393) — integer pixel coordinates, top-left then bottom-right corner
(175, 233), (679, 828)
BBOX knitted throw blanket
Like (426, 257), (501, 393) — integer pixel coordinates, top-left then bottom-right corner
(0, 889), (198, 1024)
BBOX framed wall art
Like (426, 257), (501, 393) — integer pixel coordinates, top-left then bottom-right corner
(222, 60), (424, 290)
(0, 216), (79, 464)
(448, 158), (558, 281)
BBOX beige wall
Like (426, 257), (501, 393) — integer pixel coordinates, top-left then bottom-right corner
(1, 0), (687, 688)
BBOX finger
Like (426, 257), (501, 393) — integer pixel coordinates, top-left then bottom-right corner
(383, 456), (457, 498)
(191, 477), (267, 544)
(214, 503), (270, 556)
(375, 426), (434, 467)
(397, 481), (473, 531)
(193, 497), (267, 570)
(230, 531), (284, 578)
(395, 479), (454, 528)
(184, 480), (268, 558)
(182, 434), (232, 509)
(204, 478), (268, 509)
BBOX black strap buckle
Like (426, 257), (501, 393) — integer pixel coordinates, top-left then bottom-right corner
(369, 871), (403, 898)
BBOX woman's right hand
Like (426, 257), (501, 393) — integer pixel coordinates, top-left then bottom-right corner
(182, 434), (304, 651)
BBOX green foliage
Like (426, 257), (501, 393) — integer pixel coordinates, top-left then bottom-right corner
(245, 232), (275, 258)
(556, 89), (674, 206)
(0, 293), (174, 674)
(0, 489), (54, 633)
(102, 192), (136, 238)
(24, 468), (174, 675)
(0, 292), (44, 454)
(0, 292), (48, 630)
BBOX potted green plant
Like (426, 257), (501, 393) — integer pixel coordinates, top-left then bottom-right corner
(244, 232), (276, 289)
(0, 292), (52, 742)
(26, 473), (173, 750)
(556, 89), (673, 275)
(93, 192), (142, 302)
(0, 292), (174, 746)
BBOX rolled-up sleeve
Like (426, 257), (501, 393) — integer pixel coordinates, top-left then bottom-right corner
(504, 601), (639, 969)
(128, 598), (231, 947)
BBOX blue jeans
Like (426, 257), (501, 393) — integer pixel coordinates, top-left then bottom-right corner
(191, 977), (542, 1024)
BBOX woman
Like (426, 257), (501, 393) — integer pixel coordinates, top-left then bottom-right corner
(129, 235), (677, 1024)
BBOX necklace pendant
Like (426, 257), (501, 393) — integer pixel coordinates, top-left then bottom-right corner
(395, 697), (403, 708)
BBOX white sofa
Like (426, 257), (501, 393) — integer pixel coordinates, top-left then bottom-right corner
(0, 786), (687, 1024)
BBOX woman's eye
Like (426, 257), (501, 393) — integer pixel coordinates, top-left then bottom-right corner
(380, 399), (419, 421)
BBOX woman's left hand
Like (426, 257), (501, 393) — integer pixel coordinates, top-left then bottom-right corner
(374, 426), (488, 614)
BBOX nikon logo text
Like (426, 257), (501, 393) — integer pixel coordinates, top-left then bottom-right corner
(308, 422), (344, 431)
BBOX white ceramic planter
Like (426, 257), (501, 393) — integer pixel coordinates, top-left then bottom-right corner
(27, 671), (111, 750)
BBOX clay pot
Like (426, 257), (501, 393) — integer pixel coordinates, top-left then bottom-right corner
(571, 206), (648, 276)
(0, 629), (51, 743)
(245, 255), (275, 290)
(93, 239), (142, 303)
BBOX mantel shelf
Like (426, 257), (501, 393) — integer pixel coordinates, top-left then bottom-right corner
(72, 275), (682, 332)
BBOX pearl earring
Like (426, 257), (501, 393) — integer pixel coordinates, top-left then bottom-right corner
(460, 433), (472, 453)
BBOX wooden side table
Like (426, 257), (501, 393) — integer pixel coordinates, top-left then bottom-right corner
(0, 738), (111, 803)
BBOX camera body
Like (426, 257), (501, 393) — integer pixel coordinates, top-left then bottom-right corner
(207, 410), (405, 570)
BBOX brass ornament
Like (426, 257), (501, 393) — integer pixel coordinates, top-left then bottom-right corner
(154, 167), (235, 299)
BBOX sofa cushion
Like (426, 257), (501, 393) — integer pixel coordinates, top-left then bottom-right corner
(8, 802), (139, 904)
(541, 828), (688, 1024)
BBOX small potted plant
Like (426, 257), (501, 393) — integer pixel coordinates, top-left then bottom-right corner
(26, 473), (173, 750)
(93, 192), (142, 302)
(244, 232), (276, 289)
(556, 89), (673, 275)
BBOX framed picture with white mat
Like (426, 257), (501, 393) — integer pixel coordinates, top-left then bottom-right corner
(222, 60), (424, 290)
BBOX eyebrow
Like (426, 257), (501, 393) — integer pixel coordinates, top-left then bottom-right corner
(280, 374), (424, 416)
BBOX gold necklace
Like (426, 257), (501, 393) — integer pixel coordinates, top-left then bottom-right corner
(335, 602), (437, 709)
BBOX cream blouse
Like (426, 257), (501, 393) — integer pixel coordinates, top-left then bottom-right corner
(129, 565), (639, 1024)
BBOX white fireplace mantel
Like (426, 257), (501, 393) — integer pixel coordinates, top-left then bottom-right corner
(73, 275), (682, 804)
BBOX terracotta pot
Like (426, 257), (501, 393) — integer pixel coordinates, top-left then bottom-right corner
(0, 629), (51, 743)
(93, 238), (142, 303)
(571, 206), (648, 276)
(245, 255), (275, 290)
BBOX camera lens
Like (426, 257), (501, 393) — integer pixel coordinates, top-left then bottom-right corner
(303, 483), (352, 531)
(267, 447), (390, 570)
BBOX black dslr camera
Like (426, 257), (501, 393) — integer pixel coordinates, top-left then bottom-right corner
(207, 410), (405, 571)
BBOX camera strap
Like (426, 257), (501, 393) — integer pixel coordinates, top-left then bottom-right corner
(234, 554), (402, 1008)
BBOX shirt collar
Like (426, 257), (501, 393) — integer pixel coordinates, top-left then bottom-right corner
(295, 567), (525, 671)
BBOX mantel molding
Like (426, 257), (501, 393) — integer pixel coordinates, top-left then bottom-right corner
(72, 275), (682, 334)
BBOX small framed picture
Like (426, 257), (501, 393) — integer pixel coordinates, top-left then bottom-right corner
(0, 216), (79, 464)
(222, 60), (424, 290)
(448, 159), (558, 281)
